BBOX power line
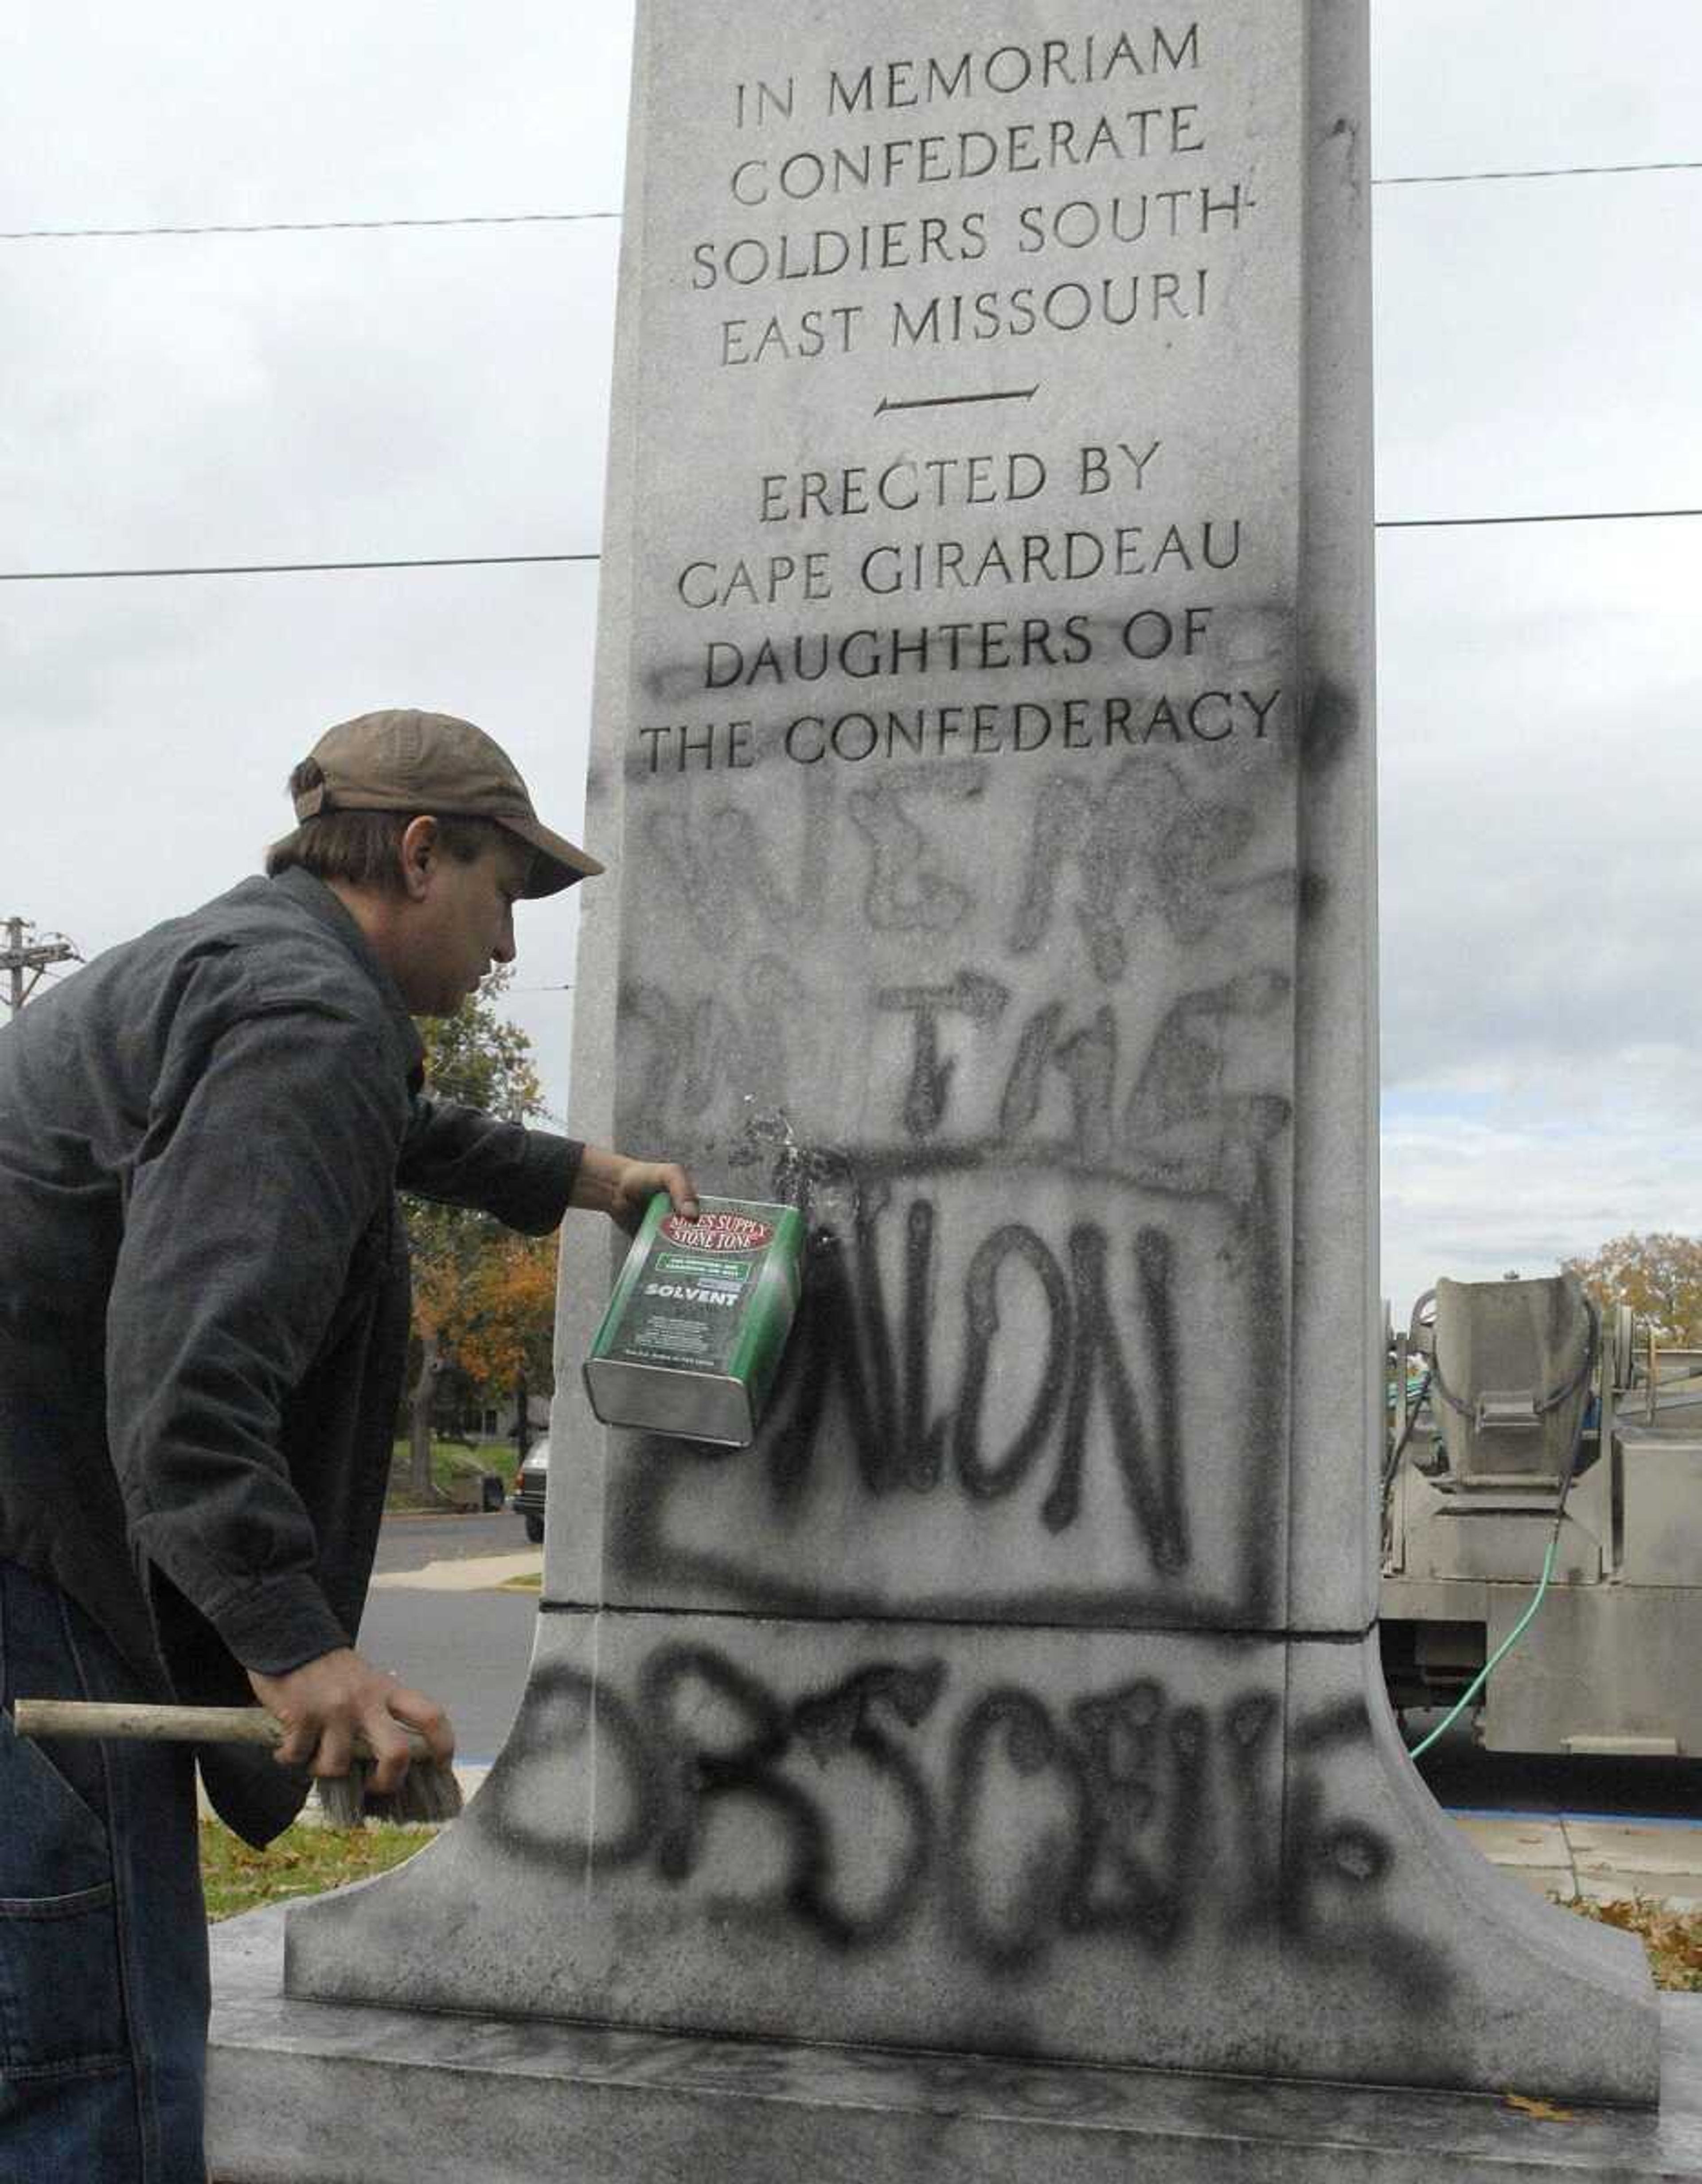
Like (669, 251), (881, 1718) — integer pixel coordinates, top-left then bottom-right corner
(1378, 505), (1702, 532)
(0, 552), (600, 583)
(1374, 158), (1702, 187)
(3, 507), (1700, 585)
(0, 159), (1697, 242)
(0, 211), (620, 241)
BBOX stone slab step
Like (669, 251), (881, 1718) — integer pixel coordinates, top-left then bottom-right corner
(206, 1905), (1702, 2183)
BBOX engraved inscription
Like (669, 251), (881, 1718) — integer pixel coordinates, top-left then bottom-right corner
(617, 1), (1306, 1629)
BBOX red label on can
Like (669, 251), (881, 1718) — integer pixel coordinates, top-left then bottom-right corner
(660, 1210), (774, 1253)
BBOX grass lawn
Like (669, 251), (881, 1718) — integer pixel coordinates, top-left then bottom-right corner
(386, 1435), (512, 1512)
(201, 1817), (429, 1922)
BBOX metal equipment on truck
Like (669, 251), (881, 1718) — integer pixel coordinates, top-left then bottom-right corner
(1381, 1271), (1702, 1755)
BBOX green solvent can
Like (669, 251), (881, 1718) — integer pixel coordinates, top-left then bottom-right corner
(582, 1194), (806, 1447)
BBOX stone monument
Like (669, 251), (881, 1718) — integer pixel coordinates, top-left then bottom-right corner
(216, 2), (1669, 2172)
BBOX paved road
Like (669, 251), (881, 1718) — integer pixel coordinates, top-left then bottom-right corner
(371, 1508), (534, 1574)
(358, 1511), (541, 1764)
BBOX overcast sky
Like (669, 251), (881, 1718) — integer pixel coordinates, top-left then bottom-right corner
(3, 1), (1699, 1321)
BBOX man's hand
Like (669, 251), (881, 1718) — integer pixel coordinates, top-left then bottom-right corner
(571, 1145), (699, 1235)
(247, 1647), (454, 1796)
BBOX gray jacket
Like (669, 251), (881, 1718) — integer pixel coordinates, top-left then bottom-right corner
(0, 868), (580, 1838)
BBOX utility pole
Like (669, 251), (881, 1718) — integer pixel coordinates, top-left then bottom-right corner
(2, 917), (79, 1018)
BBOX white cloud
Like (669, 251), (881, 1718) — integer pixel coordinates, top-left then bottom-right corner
(1381, 1094), (1702, 1321)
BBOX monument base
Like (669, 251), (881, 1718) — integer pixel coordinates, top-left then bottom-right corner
(208, 1907), (1702, 2184)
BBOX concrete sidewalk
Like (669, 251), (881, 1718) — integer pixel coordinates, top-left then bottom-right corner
(1456, 1812), (1702, 1908)
(367, 1548), (542, 1592)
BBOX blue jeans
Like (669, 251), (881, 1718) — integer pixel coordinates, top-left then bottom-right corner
(0, 1560), (208, 2182)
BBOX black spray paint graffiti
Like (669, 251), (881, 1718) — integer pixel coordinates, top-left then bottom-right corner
(605, 1111), (1288, 1621)
(612, 746), (1296, 1621)
(632, 754), (1298, 975)
(1009, 757), (1292, 980)
(847, 761), (985, 933)
(874, 970), (1009, 1139)
(608, 951), (1294, 1617)
(872, 963), (1295, 1201)
(487, 1647), (1445, 2004)
(621, 739), (1299, 1246)
(623, 956), (1293, 1223)
(716, 970), (1291, 1577)
(620, 952), (806, 1147)
(746, 1176), (1192, 1572)
(637, 784), (836, 945)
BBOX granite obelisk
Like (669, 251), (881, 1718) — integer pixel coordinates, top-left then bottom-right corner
(286, 0), (1658, 2105)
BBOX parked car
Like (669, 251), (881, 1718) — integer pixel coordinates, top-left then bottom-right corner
(512, 1438), (549, 1543)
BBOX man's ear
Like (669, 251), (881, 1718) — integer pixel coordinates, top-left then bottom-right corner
(398, 815), (440, 901)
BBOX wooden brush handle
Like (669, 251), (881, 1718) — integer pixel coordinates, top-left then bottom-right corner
(14, 1697), (435, 1764)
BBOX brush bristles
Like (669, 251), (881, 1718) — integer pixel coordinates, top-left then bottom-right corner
(314, 1759), (464, 1830)
(316, 1771), (367, 1829)
(365, 1760), (464, 1825)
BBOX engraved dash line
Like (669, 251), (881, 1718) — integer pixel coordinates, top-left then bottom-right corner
(876, 386), (1039, 416)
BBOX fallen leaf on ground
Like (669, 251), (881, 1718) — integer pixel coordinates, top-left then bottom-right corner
(1504, 2092), (1581, 2123)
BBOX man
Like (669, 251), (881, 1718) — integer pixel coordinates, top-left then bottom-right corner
(0, 708), (693, 2179)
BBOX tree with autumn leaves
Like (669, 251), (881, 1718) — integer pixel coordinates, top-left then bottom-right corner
(402, 971), (559, 1501)
(1561, 1232), (1702, 1348)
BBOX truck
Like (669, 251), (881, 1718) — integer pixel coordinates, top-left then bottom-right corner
(1380, 1271), (1702, 1755)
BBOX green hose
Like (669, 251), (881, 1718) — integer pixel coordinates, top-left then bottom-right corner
(1400, 1294), (1596, 1764)
(1407, 1537), (1558, 1760)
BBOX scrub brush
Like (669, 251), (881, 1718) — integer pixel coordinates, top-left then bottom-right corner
(12, 1697), (463, 1827)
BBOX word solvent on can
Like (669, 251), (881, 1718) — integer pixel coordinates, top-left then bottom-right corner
(583, 1194), (805, 1447)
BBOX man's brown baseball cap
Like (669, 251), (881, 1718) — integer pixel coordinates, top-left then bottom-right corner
(292, 709), (603, 897)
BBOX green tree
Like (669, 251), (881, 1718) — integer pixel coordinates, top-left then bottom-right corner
(414, 966), (544, 1121)
(403, 970), (554, 1499)
(1561, 1232), (1702, 1347)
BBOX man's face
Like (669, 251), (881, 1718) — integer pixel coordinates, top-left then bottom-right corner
(402, 832), (531, 1014)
